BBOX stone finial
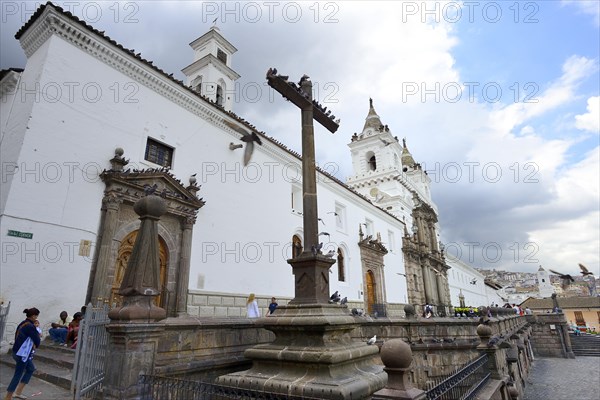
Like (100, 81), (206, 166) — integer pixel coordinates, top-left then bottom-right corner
(476, 323), (493, 345)
(110, 147), (129, 171)
(372, 339), (426, 400)
(404, 304), (416, 319)
(108, 195), (167, 322)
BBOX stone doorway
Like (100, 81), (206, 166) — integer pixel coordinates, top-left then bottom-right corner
(110, 230), (169, 308)
(366, 270), (376, 314)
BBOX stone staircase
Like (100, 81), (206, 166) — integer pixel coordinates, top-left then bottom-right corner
(0, 339), (75, 390)
(569, 333), (600, 357)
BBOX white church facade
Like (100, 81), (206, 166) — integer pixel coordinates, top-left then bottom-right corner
(1, 3), (495, 333)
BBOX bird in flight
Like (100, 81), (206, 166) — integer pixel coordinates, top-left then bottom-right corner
(549, 269), (575, 290)
(223, 119), (263, 166)
(579, 263), (594, 277)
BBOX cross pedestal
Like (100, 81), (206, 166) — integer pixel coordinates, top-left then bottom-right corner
(216, 72), (386, 398)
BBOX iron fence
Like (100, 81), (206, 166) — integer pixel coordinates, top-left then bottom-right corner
(425, 354), (490, 400)
(0, 301), (10, 343)
(138, 375), (334, 400)
(72, 302), (111, 399)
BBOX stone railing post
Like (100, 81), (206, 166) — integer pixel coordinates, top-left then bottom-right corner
(372, 339), (426, 400)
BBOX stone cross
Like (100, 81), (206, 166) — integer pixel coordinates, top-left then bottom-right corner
(266, 69), (339, 304)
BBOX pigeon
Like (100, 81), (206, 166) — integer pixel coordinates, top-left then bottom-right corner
(579, 263), (594, 276)
(367, 335), (377, 345)
(324, 250), (336, 258)
(340, 297), (348, 305)
(311, 242), (323, 256)
(470, 278), (477, 285)
(144, 184), (158, 195)
(223, 120), (263, 166)
(379, 137), (393, 146)
(329, 291), (341, 303)
(549, 269), (575, 289)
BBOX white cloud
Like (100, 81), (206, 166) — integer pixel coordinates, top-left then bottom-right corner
(575, 96), (600, 133)
(562, 0), (600, 26)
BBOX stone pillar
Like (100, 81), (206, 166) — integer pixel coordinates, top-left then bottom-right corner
(90, 193), (122, 303)
(372, 339), (426, 400)
(103, 324), (164, 400)
(176, 217), (194, 316)
(476, 324), (509, 381)
(421, 264), (433, 304)
(435, 273), (445, 308)
(104, 194), (167, 400)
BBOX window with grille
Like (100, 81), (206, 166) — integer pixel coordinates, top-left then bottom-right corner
(145, 138), (174, 168)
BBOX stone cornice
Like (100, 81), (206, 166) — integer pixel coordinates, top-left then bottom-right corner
(17, 5), (227, 128)
(182, 54), (241, 81)
(189, 28), (238, 54)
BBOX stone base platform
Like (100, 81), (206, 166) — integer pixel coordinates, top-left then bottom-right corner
(216, 303), (387, 399)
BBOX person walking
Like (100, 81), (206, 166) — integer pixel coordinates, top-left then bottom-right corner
(246, 293), (260, 318)
(5, 308), (41, 400)
(267, 297), (278, 316)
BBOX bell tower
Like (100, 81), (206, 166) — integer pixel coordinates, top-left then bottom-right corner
(182, 26), (240, 111)
(347, 99), (431, 221)
(537, 265), (555, 298)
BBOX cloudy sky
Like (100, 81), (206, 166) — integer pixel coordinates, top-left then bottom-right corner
(1, 1), (599, 276)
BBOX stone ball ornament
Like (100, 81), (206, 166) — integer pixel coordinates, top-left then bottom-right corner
(380, 339), (413, 370)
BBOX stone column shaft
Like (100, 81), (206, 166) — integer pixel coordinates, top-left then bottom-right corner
(176, 219), (194, 316)
(91, 197), (121, 302)
(421, 264), (433, 304)
(436, 272), (445, 306)
(300, 80), (318, 256)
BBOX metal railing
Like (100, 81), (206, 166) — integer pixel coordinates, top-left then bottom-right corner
(138, 375), (330, 400)
(72, 302), (111, 399)
(0, 301), (11, 343)
(425, 354), (490, 400)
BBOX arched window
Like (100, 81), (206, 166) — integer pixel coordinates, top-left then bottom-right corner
(216, 84), (223, 106)
(366, 151), (376, 171)
(337, 249), (345, 282)
(292, 235), (303, 258)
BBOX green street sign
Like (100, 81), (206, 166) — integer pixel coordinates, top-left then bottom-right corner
(7, 230), (33, 239)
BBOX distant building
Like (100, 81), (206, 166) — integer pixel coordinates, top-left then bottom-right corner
(536, 266), (555, 298)
(521, 296), (600, 332)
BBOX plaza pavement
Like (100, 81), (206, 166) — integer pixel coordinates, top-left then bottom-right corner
(524, 356), (600, 400)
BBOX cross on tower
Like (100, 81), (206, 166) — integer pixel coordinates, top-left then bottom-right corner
(266, 69), (339, 304)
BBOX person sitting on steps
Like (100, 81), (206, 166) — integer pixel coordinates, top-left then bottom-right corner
(48, 311), (72, 345)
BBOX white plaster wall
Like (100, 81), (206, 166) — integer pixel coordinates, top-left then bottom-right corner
(447, 257), (488, 307)
(1, 30), (408, 333)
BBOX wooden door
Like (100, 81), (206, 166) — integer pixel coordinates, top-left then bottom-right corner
(366, 270), (376, 314)
(110, 230), (168, 308)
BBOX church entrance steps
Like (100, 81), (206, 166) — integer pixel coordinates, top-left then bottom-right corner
(569, 333), (600, 357)
(1, 341), (75, 390)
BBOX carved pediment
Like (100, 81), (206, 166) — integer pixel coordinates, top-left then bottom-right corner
(358, 237), (388, 255)
(101, 168), (205, 221)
